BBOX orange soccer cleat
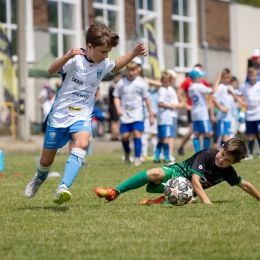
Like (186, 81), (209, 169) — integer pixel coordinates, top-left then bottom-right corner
(94, 187), (119, 202)
(138, 196), (166, 205)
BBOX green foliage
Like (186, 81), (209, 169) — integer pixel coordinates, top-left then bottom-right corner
(233, 0), (260, 8)
(1, 151), (260, 260)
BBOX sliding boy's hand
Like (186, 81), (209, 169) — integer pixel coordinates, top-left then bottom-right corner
(134, 43), (147, 57)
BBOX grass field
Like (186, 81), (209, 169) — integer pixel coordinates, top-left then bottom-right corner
(1, 148), (260, 260)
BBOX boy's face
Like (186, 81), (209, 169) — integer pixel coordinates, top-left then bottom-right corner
(193, 76), (202, 83)
(249, 72), (258, 85)
(221, 74), (232, 85)
(126, 68), (138, 81)
(161, 78), (171, 87)
(215, 148), (236, 168)
(87, 44), (112, 63)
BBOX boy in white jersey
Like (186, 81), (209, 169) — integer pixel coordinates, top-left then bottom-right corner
(25, 24), (147, 204)
(212, 69), (242, 146)
(188, 68), (216, 152)
(236, 67), (260, 158)
(113, 61), (154, 166)
(154, 72), (183, 163)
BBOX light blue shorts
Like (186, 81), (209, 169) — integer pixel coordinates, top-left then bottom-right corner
(158, 125), (173, 139)
(193, 120), (212, 134)
(43, 120), (92, 149)
(217, 120), (231, 136)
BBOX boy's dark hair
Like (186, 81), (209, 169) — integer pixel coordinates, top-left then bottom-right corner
(221, 68), (231, 76)
(223, 138), (248, 163)
(85, 24), (119, 48)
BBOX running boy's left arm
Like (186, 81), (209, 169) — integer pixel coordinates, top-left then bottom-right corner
(112, 43), (147, 73)
(237, 180), (260, 201)
(144, 98), (154, 125)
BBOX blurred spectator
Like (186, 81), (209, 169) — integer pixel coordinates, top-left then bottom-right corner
(38, 82), (51, 105)
(108, 72), (123, 141)
(246, 49), (260, 82)
(41, 88), (56, 133)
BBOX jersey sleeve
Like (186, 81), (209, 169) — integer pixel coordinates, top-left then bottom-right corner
(59, 54), (76, 75)
(157, 87), (167, 103)
(141, 79), (150, 99)
(103, 58), (116, 75)
(224, 167), (243, 186)
(199, 84), (213, 94)
(190, 150), (211, 177)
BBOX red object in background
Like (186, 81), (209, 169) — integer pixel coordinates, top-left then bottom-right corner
(0, 173), (5, 178)
(13, 173), (24, 177)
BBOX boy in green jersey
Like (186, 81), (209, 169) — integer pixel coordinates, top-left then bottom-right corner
(95, 138), (260, 204)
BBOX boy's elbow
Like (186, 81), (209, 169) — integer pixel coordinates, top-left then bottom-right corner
(48, 68), (54, 75)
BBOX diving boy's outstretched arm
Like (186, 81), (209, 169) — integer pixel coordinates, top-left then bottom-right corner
(237, 180), (260, 201)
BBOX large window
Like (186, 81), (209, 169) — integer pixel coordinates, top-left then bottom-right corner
(172, 0), (196, 72)
(48, 0), (81, 57)
(92, 0), (125, 56)
(93, 0), (121, 36)
(0, 0), (17, 57)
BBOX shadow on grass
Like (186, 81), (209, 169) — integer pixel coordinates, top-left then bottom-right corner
(18, 206), (70, 212)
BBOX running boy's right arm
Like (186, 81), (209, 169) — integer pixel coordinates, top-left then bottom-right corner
(48, 47), (85, 74)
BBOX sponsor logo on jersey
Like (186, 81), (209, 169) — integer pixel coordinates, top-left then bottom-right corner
(49, 131), (56, 139)
(90, 83), (95, 87)
(75, 66), (88, 74)
(72, 91), (90, 99)
(97, 69), (102, 79)
(68, 106), (82, 111)
(199, 165), (203, 169)
(71, 77), (83, 85)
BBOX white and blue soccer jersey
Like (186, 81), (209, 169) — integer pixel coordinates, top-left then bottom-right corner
(237, 82), (260, 121)
(213, 83), (235, 122)
(113, 76), (149, 124)
(157, 86), (175, 126)
(188, 83), (212, 121)
(47, 51), (115, 128)
(168, 86), (179, 118)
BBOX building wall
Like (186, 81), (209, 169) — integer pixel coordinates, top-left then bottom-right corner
(230, 3), (260, 83)
(163, 0), (173, 43)
(197, 0), (230, 49)
(125, 0), (136, 39)
(33, 0), (48, 29)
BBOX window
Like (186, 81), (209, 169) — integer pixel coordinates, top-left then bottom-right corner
(172, 0), (196, 72)
(0, 0), (17, 57)
(48, 0), (81, 57)
(93, 0), (120, 35)
(92, 0), (125, 56)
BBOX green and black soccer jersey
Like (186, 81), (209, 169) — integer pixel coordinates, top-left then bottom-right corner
(161, 148), (242, 191)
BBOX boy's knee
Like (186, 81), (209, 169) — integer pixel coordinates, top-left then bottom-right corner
(147, 168), (164, 183)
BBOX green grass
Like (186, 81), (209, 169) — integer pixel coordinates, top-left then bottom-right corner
(1, 150), (260, 260)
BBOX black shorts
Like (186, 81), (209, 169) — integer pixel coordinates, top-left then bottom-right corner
(109, 105), (119, 121)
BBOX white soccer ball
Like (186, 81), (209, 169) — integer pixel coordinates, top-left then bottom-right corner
(163, 177), (194, 206)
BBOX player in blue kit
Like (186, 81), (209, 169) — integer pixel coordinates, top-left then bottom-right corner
(188, 68), (218, 152)
(113, 61), (154, 166)
(25, 24), (147, 204)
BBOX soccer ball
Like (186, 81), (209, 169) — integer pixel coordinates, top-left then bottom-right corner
(163, 177), (194, 206)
